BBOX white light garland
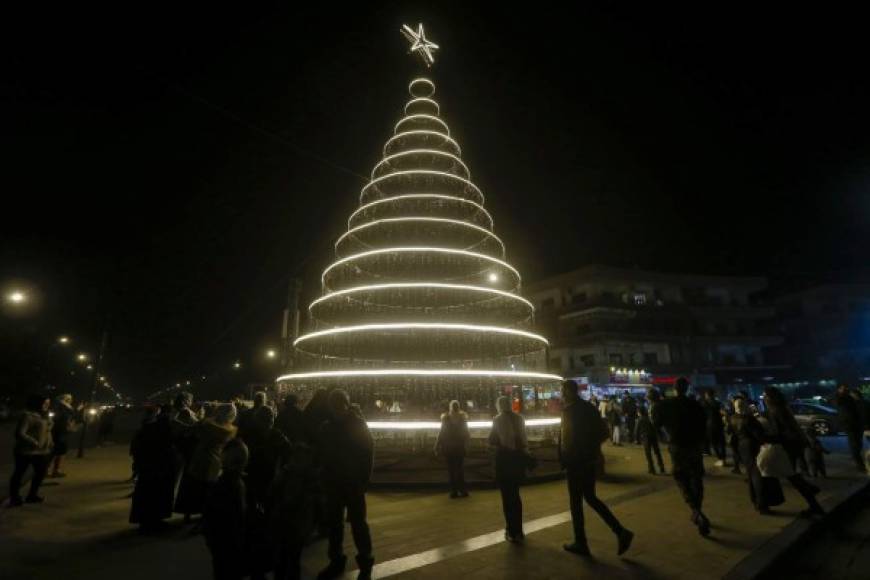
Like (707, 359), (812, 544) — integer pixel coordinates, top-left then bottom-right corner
(401, 25), (439, 67)
(334, 216), (504, 254)
(384, 131), (461, 156)
(408, 78), (436, 92)
(372, 148), (470, 180)
(294, 322), (549, 348)
(277, 368), (562, 382)
(321, 246), (520, 286)
(404, 97), (440, 115)
(394, 114), (450, 135)
(309, 282), (534, 311)
(366, 417), (561, 430)
(361, 170), (483, 204)
(347, 194), (492, 229)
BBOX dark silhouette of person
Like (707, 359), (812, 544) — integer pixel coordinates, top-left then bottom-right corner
(652, 377), (711, 536)
(435, 399), (471, 498)
(129, 405), (175, 531)
(559, 380), (634, 557)
(837, 384), (867, 472)
(316, 390), (374, 580)
(637, 406), (665, 474)
(203, 437), (249, 580)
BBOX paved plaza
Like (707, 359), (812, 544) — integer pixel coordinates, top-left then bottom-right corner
(1, 429), (866, 580)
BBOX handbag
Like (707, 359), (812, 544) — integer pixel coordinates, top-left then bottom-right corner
(757, 443), (794, 478)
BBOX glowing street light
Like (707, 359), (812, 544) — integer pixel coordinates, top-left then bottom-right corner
(58, 336), (70, 344)
(86, 364), (93, 370)
(77, 353), (88, 362)
(266, 349), (277, 359)
(233, 361), (242, 369)
(6, 290), (27, 304)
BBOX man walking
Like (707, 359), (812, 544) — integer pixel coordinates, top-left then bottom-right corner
(703, 390), (727, 465)
(559, 380), (634, 557)
(317, 390), (375, 580)
(837, 384), (867, 473)
(652, 377), (711, 536)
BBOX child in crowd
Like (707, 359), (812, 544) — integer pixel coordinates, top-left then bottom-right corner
(803, 428), (829, 478)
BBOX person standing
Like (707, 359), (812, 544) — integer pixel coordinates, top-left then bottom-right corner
(203, 437), (249, 580)
(637, 407), (665, 474)
(175, 404), (238, 522)
(129, 406), (175, 531)
(726, 396), (743, 474)
(9, 394), (53, 506)
(435, 400), (471, 498)
(276, 393), (307, 445)
(837, 384), (867, 473)
(559, 380), (634, 556)
(606, 398), (622, 446)
(728, 396), (771, 514)
(488, 396), (529, 543)
(317, 390), (375, 580)
(622, 392), (638, 444)
(703, 391), (727, 465)
(762, 387), (825, 516)
(49, 394), (76, 478)
(652, 377), (711, 536)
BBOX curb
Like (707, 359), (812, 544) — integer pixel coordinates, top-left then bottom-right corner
(722, 475), (870, 580)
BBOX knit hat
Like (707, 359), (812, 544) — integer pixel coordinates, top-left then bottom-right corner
(222, 438), (249, 473)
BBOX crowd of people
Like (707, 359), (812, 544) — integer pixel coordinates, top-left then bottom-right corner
(7, 379), (868, 578)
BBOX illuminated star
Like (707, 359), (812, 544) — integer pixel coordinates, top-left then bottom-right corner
(401, 23), (439, 67)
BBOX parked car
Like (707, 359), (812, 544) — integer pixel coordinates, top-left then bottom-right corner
(790, 402), (840, 436)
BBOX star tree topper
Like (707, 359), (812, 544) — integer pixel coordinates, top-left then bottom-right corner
(401, 23), (439, 67)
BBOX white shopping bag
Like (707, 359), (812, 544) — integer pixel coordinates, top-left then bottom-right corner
(756, 443), (794, 478)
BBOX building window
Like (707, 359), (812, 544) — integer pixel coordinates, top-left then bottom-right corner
(580, 354), (595, 367)
(609, 353), (623, 365)
(643, 352), (658, 366)
(633, 293), (647, 306)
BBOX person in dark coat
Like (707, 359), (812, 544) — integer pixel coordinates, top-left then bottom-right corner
(729, 396), (771, 513)
(304, 389), (331, 445)
(559, 380), (634, 557)
(316, 390), (375, 580)
(130, 406), (175, 531)
(237, 391), (268, 442)
(203, 437), (249, 580)
(622, 392), (638, 444)
(49, 393), (76, 478)
(763, 387), (825, 516)
(703, 391), (727, 463)
(9, 394), (53, 506)
(726, 396), (743, 474)
(175, 404), (238, 520)
(276, 393), (307, 445)
(637, 406), (665, 474)
(837, 384), (867, 472)
(488, 395), (529, 543)
(434, 400), (470, 498)
(269, 443), (319, 580)
(652, 377), (711, 536)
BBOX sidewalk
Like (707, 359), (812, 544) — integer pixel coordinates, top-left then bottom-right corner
(0, 438), (865, 580)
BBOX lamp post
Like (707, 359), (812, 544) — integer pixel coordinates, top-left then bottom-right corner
(77, 329), (109, 459)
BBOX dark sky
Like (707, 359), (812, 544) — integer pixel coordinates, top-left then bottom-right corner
(3, 3), (869, 398)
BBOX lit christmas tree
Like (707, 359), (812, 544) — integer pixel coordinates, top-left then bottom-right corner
(278, 24), (561, 435)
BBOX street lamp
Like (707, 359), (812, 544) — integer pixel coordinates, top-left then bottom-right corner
(6, 290), (27, 304)
(233, 361), (242, 369)
(77, 353), (88, 362)
(266, 349), (277, 359)
(58, 336), (70, 344)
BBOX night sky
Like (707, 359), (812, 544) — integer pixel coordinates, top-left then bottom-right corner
(3, 4), (869, 399)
